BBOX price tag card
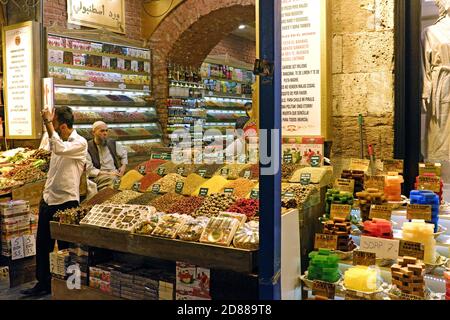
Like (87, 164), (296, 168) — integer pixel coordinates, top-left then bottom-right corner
(250, 189), (259, 200)
(330, 204), (351, 220)
(23, 234), (36, 257)
(243, 170), (251, 179)
(300, 173), (311, 186)
(175, 182), (184, 194)
(364, 175), (385, 191)
(283, 192), (296, 199)
(383, 159), (404, 174)
(157, 167), (166, 176)
(360, 236), (399, 260)
(369, 205), (392, 220)
(312, 281), (336, 300)
(152, 184), (161, 194)
(345, 289), (371, 301)
(199, 188), (209, 197)
(138, 166), (146, 175)
(132, 182), (141, 192)
(113, 179), (121, 190)
(220, 168), (229, 177)
(417, 176), (441, 193)
(353, 250), (376, 266)
(198, 169), (207, 178)
(334, 178), (355, 194)
(283, 154), (293, 164)
(419, 163), (441, 177)
(310, 156), (321, 167)
(177, 167), (185, 175)
(406, 204), (432, 221)
(350, 158), (370, 172)
(11, 237), (25, 260)
(398, 240), (425, 260)
(224, 188), (234, 196)
(314, 234), (338, 250)
(399, 292), (425, 300)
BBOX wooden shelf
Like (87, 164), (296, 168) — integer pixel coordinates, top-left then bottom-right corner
(53, 79), (150, 92)
(48, 46), (151, 63)
(50, 222), (258, 274)
(49, 63), (149, 77)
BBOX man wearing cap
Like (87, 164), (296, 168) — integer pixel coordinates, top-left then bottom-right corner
(86, 121), (128, 192)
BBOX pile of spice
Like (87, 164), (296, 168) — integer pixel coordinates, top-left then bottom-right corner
(167, 196), (205, 215)
(282, 163), (298, 180)
(227, 199), (259, 220)
(221, 178), (256, 198)
(174, 164), (201, 177)
(84, 188), (119, 206)
(150, 193), (184, 213)
(192, 176), (229, 196)
(151, 173), (185, 193)
(239, 164), (259, 180)
(215, 164), (251, 180)
(138, 172), (162, 192)
(181, 174), (207, 196)
(194, 193), (237, 217)
(119, 170), (143, 191)
(195, 164), (225, 178)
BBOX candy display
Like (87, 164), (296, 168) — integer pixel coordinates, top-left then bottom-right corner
(325, 189), (354, 219)
(133, 218), (159, 236)
(384, 173), (404, 201)
(233, 221), (259, 250)
(119, 170), (144, 191)
(409, 190), (440, 232)
(54, 205), (93, 225)
(402, 220), (436, 264)
(323, 218), (356, 252)
(194, 193), (237, 217)
(150, 193), (185, 213)
(344, 266), (379, 293)
(227, 198), (259, 220)
(181, 174), (207, 196)
(112, 206), (154, 232)
(356, 188), (386, 222)
(167, 196), (205, 215)
(363, 218), (393, 239)
(150, 173), (185, 194)
(341, 170), (365, 195)
(199, 212), (245, 247)
(192, 175), (229, 196)
(177, 217), (209, 242)
(391, 257), (426, 297)
(307, 249), (340, 283)
(151, 214), (188, 239)
(221, 178), (256, 198)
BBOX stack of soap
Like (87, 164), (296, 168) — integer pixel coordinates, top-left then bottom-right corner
(307, 249), (340, 283)
(445, 271), (450, 300)
(323, 218), (356, 252)
(384, 173), (404, 201)
(356, 188), (386, 222)
(341, 170), (365, 195)
(409, 190), (440, 233)
(325, 189), (354, 219)
(391, 257), (425, 298)
(402, 220), (436, 264)
(344, 266), (379, 293)
(363, 218), (393, 239)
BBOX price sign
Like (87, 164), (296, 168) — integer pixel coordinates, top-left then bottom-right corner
(314, 234), (338, 250)
(23, 234), (36, 257)
(198, 169), (207, 178)
(113, 178), (121, 190)
(224, 188), (234, 196)
(360, 236), (399, 260)
(417, 176), (441, 193)
(334, 178), (355, 194)
(350, 158), (370, 172)
(157, 167), (166, 176)
(283, 192), (296, 199)
(345, 289), (371, 301)
(175, 182), (184, 194)
(152, 184), (161, 194)
(220, 168), (229, 177)
(310, 156), (321, 167)
(383, 159), (404, 174)
(138, 166), (146, 175)
(312, 281), (336, 299)
(177, 167), (185, 175)
(369, 205), (392, 220)
(11, 237), (25, 260)
(398, 240), (425, 260)
(199, 188), (209, 197)
(283, 154), (293, 164)
(406, 204), (432, 221)
(353, 250), (376, 266)
(419, 163), (441, 177)
(364, 175), (385, 191)
(330, 204), (351, 220)
(250, 189), (259, 200)
(132, 182), (141, 192)
(300, 173), (311, 185)
(399, 292), (425, 300)
(243, 170), (251, 179)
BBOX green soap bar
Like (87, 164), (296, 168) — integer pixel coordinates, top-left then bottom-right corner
(318, 249), (331, 255)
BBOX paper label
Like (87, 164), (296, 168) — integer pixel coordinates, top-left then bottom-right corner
(312, 281), (336, 299)
(157, 167), (166, 176)
(334, 178), (355, 194)
(310, 156), (321, 167)
(300, 173), (311, 185)
(383, 159), (404, 174)
(250, 189), (259, 200)
(350, 158), (370, 172)
(198, 169), (207, 178)
(152, 184), (161, 194)
(138, 166), (146, 175)
(23, 234), (36, 257)
(177, 167), (185, 175)
(220, 168), (229, 177)
(398, 240), (425, 260)
(369, 205), (392, 220)
(314, 234), (338, 250)
(330, 204), (351, 220)
(224, 188), (234, 196)
(283, 154), (293, 164)
(417, 176), (441, 193)
(243, 170), (251, 179)
(175, 182), (184, 194)
(132, 182), (141, 192)
(199, 188), (209, 197)
(353, 250), (376, 266)
(11, 237), (24, 260)
(406, 204), (432, 221)
(419, 163), (441, 177)
(364, 175), (385, 191)
(360, 236), (399, 260)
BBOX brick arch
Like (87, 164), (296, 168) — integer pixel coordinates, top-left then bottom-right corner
(147, 0), (255, 139)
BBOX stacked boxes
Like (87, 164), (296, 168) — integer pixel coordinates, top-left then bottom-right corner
(363, 218), (393, 239)
(110, 264), (139, 299)
(390, 257), (426, 298)
(409, 190), (440, 233)
(341, 170), (365, 195)
(89, 264), (113, 294)
(49, 249), (71, 280)
(356, 188), (386, 222)
(323, 218), (356, 252)
(132, 269), (160, 300)
(445, 272), (450, 300)
(0, 201), (31, 257)
(68, 244), (90, 286)
(307, 249), (340, 283)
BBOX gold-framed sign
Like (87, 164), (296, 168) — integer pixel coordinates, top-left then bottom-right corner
(67, 0), (126, 34)
(281, 0), (331, 139)
(2, 21), (42, 139)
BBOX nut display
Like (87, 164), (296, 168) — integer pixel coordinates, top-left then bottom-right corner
(150, 193), (185, 213)
(151, 214), (188, 239)
(150, 173), (185, 194)
(391, 257), (426, 297)
(233, 221), (259, 250)
(282, 163), (298, 180)
(9, 165), (46, 184)
(194, 193), (237, 217)
(195, 164), (225, 178)
(167, 196), (205, 215)
(54, 205), (92, 225)
(281, 184), (318, 210)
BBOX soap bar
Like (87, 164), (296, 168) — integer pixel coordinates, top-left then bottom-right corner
(307, 250), (340, 283)
(402, 220), (436, 264)
(356, 188), (386, 222)
(391, 257), (426, 297)
(344, 266), (379, 293)
(363, 218), (393, 239)
(409, 190), (440, 233)
(384, 173), (404, 201)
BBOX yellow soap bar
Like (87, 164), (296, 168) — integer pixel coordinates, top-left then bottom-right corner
(402, 220), (436, 264)
(344, 266), (379, 293)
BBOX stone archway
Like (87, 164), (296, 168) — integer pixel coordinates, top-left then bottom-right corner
(147, 0), (255, 138)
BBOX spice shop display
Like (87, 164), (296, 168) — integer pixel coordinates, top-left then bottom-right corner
(167, 196), (205, 215)
(177, 217), (209, 242)
(194, 193), (237, 217)
(363, 218), (393, 239)
(323, 218), (356, 252)
(192, 175), (229, 196)
(199, 212), (246, 247)
(119, 170), (144, 191)
(106, 190), (142, 204)
(227, 199), (259, 220)
(356, 188), (386, 222)
(150, 193), (185, 213)
(343, 266), (379, 293)
(54, 206), (93, 225)
(174, 164), (201, 177)
(409, 190), (440, 232)
(181, 174), (207, 196)
(150, 173), (185, 194)
(391, 257), (426, 298)
(138, 173), (163, 193)
(233, 221), (259, 250)
(214, 164), (252, 180)
(307, 249), (340, 283)
(151, 214), (189, 239)
(282, 163), (299, 181)
(402, 220), (436, 264)
(195, 164), (225, 179)
(221, 178), (256, 198)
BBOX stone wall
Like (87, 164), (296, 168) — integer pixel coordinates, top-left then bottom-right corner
(331, 0), (395, 160)
(209, 34), (256, 66)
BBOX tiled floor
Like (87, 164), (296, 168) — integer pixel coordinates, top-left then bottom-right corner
(0, 281), (51, 300)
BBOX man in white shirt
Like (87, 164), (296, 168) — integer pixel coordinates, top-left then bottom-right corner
(86, 121), (128, 192)
(22, 106), (87, 296)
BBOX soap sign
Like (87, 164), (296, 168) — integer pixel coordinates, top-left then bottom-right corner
(383, 159), (404, 175)
(350, 158), (370, 172)
(314, 234), (338, 250)
(364, 176), (385, 191)
(360, 236), (400, 260)
(398, 240), (425, 260)
(330, 204), (351, 220)
(334, 178), (355, 194)
(312, 280), (335, 300)
(406, 204), (432, 221)
(353, 250), (376, 266)
(417, 176), (441, 193)
(369, 205), (392, 221)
